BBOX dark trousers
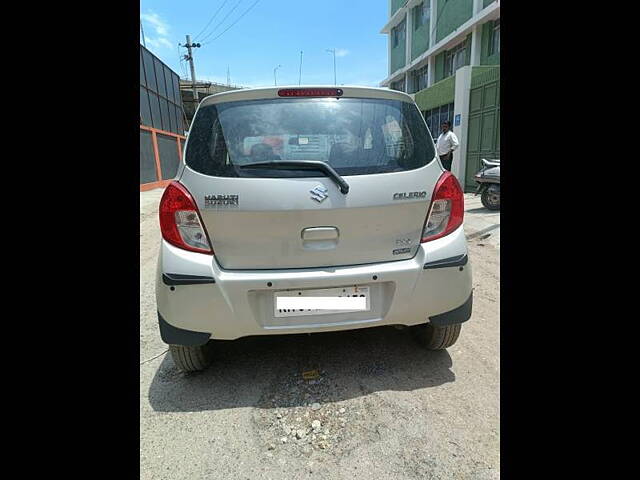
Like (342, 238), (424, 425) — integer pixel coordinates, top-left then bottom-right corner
(439, 152), (453, 171)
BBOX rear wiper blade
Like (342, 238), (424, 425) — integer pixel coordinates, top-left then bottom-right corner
(239, 160), (350, 194)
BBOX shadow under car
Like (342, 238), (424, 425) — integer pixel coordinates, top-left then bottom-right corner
(147, 325), (456, 413)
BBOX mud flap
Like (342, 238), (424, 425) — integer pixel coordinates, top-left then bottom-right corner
(158, 312), (211, 346)
(429, 292), (473, 326)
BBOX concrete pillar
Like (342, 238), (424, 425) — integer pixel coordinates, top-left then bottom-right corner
(470, 25), (481, 66)
(387, 6), (393, 77)
(427, 0), (438, 88)
(427, 56), (436, 86)
(388, 32), (392, 76)
(473, 0), (482, 15)
(405, 8), (412, 92)
(451, 65), (472, 184)
(406, 7), (413, 66)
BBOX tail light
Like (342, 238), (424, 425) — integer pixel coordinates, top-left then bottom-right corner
(159, 181), (213, 254)
(421, 171), (464, 243)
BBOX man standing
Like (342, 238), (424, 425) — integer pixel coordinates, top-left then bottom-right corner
(436, 121), (459, 171)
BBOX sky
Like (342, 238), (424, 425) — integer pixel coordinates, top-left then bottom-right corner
(140, 0), (389, 88)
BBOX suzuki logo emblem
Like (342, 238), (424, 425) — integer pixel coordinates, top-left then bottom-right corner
(310, 185), (329, 203)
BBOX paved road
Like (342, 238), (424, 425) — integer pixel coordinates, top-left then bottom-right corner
(140, 189), (500, 479)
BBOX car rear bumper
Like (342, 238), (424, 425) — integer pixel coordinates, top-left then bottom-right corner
(155, 225), (473, 342)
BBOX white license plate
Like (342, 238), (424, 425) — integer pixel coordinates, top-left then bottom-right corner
(274, 286), (371, 317)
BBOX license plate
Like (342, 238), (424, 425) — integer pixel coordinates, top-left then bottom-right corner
(274, 286), (371, 317)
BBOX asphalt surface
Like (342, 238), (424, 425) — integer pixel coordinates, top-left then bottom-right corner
(140, 189), (500, 479)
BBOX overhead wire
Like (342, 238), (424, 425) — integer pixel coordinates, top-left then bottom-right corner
(194, 0), (231, 41)
(201, 0), (262, 46)
(199, 0), (247, 44)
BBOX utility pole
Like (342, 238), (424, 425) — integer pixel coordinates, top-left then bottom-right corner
(140, 20), (147, 47)
(184, 35), (200, 107)
(326, 49), (337, 85)
(299, 51), (303, 85)
(227, 66), (230, 86)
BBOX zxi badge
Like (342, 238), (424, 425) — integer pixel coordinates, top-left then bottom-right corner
(310, 185), (329, 203)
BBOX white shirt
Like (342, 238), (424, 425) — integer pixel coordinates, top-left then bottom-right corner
(436, 130), (459, 156)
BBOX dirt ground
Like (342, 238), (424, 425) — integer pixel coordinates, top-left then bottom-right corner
(140, 190), (499, 479)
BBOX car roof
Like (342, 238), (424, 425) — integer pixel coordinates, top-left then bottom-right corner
(198, 85), (415, 107)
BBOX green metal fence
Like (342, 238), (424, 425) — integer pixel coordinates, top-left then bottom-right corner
(465, 67), (500, 191)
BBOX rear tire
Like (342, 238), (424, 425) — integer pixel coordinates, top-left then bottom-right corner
(481, 187), (500, 210)
(412, 323), (462, 350)
(169, 343), (214, 372)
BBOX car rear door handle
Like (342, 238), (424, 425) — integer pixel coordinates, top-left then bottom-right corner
(301, 227), (339, 241)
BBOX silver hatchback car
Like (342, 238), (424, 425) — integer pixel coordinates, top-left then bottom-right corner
(156, 86), (472, 372)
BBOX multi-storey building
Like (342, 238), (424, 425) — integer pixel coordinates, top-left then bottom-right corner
(380, 0), (500, 191)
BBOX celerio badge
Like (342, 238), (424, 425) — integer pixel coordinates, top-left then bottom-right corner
(393, 191), (427, 200)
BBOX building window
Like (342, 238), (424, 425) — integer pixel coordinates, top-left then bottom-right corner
(413, 1), (431, 30)
(411, 65), (428, 93)
(444, 40), (468, 77)
(424, 102), (454, 141)
(488, 19), (500, 56)
(392, 18), (406, 48)
(390, 79), (405, 92)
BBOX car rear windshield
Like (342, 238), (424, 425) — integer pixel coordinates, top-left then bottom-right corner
(185, 97), (436, 178)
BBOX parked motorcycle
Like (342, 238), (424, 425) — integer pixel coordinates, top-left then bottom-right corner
(474, 158), (500, 210)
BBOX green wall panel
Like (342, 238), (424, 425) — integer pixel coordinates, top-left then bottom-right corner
(414, 75), (456, 112)
(411, 17), (430, 60)
(467, 115), (481, 151)
(471, 65), (499, 88)
(483, 0), (496, 8)
(436, 0), (473, 43)
(391, 41), (406, 73)
(484, 83), (497, 107)
(469, 88), (482, 113)
(480, 111), (496, 150)
(390, 13), (407, 73)
(465, 114), (482, 189)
